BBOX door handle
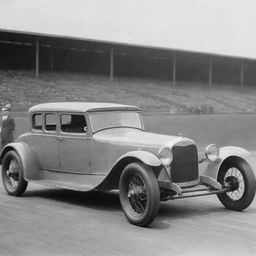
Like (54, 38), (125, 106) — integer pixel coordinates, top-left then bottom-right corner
(58, 137), (63, 142)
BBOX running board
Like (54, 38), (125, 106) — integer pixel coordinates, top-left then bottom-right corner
(32, 180), (94, 192)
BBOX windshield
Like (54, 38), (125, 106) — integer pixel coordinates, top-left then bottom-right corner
(88, 111), (143, 133)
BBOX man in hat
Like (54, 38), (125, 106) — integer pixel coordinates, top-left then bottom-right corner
(0, 104), (15, 150)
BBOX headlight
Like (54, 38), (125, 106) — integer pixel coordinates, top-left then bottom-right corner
(205, 144), (219, 162)
(158, 147), (173, 167)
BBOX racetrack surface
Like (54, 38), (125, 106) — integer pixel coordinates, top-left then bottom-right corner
(0, 160), (256, 256)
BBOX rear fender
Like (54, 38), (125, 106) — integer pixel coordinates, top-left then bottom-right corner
(0, 142), (41, 181)
(96, 151), (162, 191)
(200, 146), (251, 180)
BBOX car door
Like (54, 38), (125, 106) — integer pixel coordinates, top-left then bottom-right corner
(30, 112), (60, 171)
(58, 113), (91, 174)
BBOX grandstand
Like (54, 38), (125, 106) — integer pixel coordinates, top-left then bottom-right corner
(0, 1), (256, 113)
(1, 69), (256, 114)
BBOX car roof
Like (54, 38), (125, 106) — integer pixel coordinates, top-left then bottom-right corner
(29, 102), (140, 113)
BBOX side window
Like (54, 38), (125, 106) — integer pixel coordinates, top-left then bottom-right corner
(61, 114), (87, 133)
(32, 113), (43, 130)
(45, 113), (57, 132)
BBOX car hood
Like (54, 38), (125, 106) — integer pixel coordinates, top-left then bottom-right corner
(93, 128), (194, 148)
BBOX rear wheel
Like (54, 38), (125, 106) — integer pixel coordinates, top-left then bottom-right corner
(217, 159), (256, 211)
(2, 151), (28, 196)
(119, 162), (160, 227)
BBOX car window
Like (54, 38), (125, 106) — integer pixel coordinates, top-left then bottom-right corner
(45, 113), (57, 132)
(32, 113), (43, 130)
(61, 114), (87, 133)
(88, 111), (142, 133)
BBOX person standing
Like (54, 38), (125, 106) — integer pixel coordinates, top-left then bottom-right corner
(0, 104), (15, 150)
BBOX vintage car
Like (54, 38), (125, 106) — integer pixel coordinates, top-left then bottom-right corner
(0, 102), (256, 226)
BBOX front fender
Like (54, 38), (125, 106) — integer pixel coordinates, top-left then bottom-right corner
(0, 142), (41, 181)
(96, 150), (162, 191)
(199, 146), (251, 180)
(118, 151), (161, 167)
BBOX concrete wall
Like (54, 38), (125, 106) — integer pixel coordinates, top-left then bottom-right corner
(144, 114), (256, 151)
(10, 113), (256, 151)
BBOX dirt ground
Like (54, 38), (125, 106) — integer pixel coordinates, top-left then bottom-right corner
(1, 89), (256, 255)
(0, 162), (256, 256)
(1, 113), (256, 255)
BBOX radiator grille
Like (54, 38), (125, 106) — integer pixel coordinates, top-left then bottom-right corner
(171, 144), (198, 183)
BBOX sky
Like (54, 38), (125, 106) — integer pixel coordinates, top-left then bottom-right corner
(0, 0), (256, 58)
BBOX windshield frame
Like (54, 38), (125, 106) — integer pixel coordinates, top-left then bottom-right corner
(87, 110), (144, 134)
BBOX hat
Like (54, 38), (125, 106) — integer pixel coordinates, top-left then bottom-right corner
(2, 103), (11, 112)
(5, 104), (11, 111)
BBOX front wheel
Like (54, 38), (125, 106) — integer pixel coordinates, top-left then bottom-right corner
(119, 162), (160, 227)
(2, 151), (28, 196)
(217, 158), (256, 211)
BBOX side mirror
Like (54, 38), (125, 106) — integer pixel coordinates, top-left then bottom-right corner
(177, 131), (183, 137)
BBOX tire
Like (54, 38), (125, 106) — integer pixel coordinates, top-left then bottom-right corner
(119, 162), (160, 227)
(2, 151), (28, 196)
(217, 158), (256, 211)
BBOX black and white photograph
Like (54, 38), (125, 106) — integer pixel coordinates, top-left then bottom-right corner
(0, 1), (256, 255)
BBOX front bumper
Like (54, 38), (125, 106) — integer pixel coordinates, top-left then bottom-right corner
(158, 175), (228, 201)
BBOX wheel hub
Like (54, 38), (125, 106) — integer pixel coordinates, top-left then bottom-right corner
(6, 159), (19, 187)
(127, 175), (147, 215)
(225, 176), (239, 191)
(128, 186), (144, 198)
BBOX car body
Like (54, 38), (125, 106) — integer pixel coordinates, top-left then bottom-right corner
(1, 102), (255, 226)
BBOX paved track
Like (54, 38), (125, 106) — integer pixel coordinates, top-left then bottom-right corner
(0, 163), (256, 256)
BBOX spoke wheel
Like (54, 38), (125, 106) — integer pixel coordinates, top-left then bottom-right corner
(127, 174), (148, 216)
(2, 151), (28, 196)
(6, 159), (20, 188)
(217, 158), (256, 211)
(119, 162), (160, 227)
(224, 167), (245, 201)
